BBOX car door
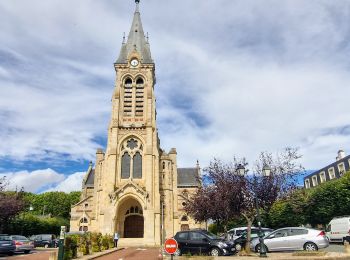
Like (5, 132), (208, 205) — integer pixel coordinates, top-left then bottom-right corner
(264, 229), (290, 251)
(188, 232), (210, 255)
(288, 228), (308, 250)
(175, 232), (190, 254)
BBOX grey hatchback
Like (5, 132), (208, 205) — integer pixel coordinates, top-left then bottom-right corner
(251, 227), (329, 252)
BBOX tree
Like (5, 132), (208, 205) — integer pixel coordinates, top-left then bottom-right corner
(0, 177), (26, 233)
(185, 147), (304, 252)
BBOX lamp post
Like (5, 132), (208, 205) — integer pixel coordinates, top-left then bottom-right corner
(236, 164), (271, 258)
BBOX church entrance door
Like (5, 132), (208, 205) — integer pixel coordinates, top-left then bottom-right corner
(124, 215), (144, 238)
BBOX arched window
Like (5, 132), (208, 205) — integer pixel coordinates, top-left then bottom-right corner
(162, 162), (165, 170)
(135, 77), (144, 117)
(123, 78), (133, 117)
(121, 138), (143, 180)
(133, 152), (142, 179)
(181, 216), (188, 222)
(130, 207), (135, 213)
(80, 217), (88, 223)
(121, 152), (131, 179)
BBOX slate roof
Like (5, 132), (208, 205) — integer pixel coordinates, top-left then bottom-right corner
(115, 3), (153, 64)
(303, 154), (350, 187)
(177, 168), (200, 187)
(83, 168), (94, 188)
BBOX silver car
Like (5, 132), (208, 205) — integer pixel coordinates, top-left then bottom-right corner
(9, 235), (34, 254)
(251, 227), (329, 252)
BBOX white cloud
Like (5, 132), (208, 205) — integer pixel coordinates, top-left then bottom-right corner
(0, 0), (350, 175)
(0, 169), (65, 193)
(44, 171), (85, 193)
(0, 169), (85, 193)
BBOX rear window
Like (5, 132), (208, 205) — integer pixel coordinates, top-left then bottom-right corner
(0, 236), (11, 241)
(236, 230), (244, 236)
(290, 229), (308, 236)
(13, 236), (28, 240)
(176, 232), (188, 240)
(42, 235), (52, 240)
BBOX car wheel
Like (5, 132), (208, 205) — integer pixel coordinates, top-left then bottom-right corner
(7, 252), (14, 256)
(255, 244), (267, 253)
(173, 248), (181, 256)
(24, 250), (30, 254)
(210, 247), (221, 256)
(304, 242), (318, 251)
(235, 244), (242, 251)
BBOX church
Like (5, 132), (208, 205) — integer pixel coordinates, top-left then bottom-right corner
(70, 1), (204, 246)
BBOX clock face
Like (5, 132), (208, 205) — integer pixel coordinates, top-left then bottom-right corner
(131, 59), (139, 67)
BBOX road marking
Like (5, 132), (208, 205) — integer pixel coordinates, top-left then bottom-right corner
(136, 248), (147, 250)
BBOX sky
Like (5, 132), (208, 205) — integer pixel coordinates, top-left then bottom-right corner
(0, 0), (350, 193)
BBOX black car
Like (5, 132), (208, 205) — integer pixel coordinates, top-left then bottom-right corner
(173, 229), (236, 256)
(31, 234), (57, 248)
(233, 228), (274, 251)
(0, 235), (16, 256)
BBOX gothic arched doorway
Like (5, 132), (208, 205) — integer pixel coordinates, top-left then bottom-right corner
(115, 197), (144, 238)
(124, 215), (144, 238)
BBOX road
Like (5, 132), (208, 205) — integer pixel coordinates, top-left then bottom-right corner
(0, 250), (53, 260)
(0, 244), (345, 259)
(97, 247), (161, 260)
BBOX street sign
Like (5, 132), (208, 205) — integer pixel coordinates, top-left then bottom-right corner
(164, 238), (178, 255)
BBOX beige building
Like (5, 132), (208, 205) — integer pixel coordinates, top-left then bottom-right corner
(70, 1), (204, 246)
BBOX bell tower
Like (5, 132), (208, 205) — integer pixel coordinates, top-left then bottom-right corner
(93, 0), (161, 245)
(70, 0), (204, 246)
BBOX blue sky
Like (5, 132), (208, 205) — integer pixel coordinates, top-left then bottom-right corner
(1, 0), (350, 193)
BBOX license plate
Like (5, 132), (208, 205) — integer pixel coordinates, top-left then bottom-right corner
(231, 248), (235, 251)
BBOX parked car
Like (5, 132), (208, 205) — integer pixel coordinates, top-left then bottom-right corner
(173, 229), (236, 256)
(227, 227), (253, 241)
(9, 235), (34, 254)
(326, 216), (350, 243)
(0, 235), (15, 256)
(233, 228), (274, 251)
(251, 227), (329, 252)
(31, 234), (57, 248)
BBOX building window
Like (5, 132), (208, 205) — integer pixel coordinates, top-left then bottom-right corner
(328, 167), (336, 180)
(319, 171), (326, 183)
(121, 138), (143, 180)
(312, 175), (318, 186)
(121, 152), (131, 179)
(305, 179), (310, 189)
(338, 162), (345, 176)
(181, 215), (188, 222)
(133, 152), (142, 179)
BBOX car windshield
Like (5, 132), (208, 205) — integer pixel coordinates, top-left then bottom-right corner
(202, 231), (219, 240)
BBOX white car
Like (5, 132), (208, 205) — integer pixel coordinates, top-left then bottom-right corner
(251, 227), (329, 252)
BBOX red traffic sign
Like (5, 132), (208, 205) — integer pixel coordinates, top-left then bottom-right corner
(164, 238), (178, 255)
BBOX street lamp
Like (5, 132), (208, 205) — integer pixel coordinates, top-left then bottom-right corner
(236, 164), (246, 176)
(235, 164), (271, 257)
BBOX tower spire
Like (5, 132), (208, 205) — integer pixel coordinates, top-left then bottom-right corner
(116, 0), (153, 64)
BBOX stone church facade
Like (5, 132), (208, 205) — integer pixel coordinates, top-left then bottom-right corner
(70, 1), (204, 246)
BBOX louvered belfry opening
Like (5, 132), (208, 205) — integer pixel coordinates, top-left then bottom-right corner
(123, 78), (133, 117)
(135, 78), (144, 118)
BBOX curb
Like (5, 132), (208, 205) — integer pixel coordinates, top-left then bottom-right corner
(81, 248), (124, 259)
